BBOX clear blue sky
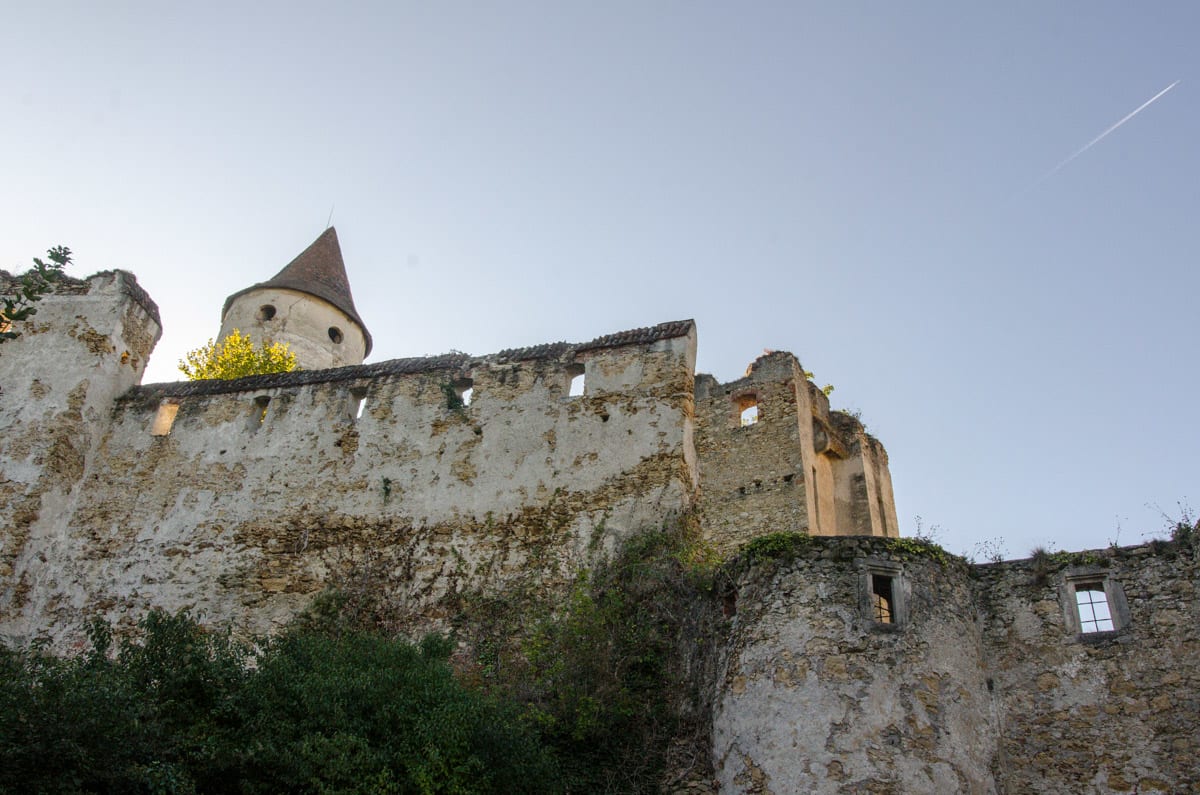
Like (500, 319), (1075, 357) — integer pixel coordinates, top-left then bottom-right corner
(3, 2), (1196, 559)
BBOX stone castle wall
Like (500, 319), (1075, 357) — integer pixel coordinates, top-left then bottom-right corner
(974, 543), (1200, 793)
(711, 536), (1200, 794)
(1, 271), (703, 646)
(5, 268), (1192, 793)
(0, 271), (162, 637)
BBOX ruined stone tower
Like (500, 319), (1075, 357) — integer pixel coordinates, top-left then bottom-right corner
(218, 227), (372, 369)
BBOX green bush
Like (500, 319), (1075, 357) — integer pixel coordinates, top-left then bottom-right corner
(0, 613), (557, 795)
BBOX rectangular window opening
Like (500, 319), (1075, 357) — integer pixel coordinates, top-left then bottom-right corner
(151, 402), (180, 436)
(248, 396), (270, 431)
(736, 393), (759, 426)
(1075, 583), (1114, 633)
(871, 574), (895, 624)
(351, 387), (368, 420)
(568, 367), (585, 398)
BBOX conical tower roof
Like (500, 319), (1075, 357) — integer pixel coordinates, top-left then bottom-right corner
(222, 227), (372, 355)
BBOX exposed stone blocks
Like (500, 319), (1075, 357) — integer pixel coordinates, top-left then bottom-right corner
(694, 352), (897, 556)
(974, 545), (1200, 793)
(712, 537), (1200, 794)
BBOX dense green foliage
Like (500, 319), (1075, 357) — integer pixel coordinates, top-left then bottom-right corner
(1, 246), (71, 345)
(0, 613), (557, 794)
(456, 528), (721, 793)
(178, 329), (298, 381)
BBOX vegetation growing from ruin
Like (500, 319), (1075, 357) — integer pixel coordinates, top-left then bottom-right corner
(742, 530), (813, 562)
(452, 526), (723, 793)
(1, 246), (71, 345)
(0, 611), (556, 794)
(178, 328), (298, 380)
(802, 368), (835, 397)
(881, 536), (956, 566)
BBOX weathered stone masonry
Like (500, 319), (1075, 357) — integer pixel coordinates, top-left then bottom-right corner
(0, 259), (895, 649)
(2, 240), (1195, 794)
(713, 537), (1200, 794)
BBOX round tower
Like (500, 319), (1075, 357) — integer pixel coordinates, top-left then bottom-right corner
(219, 227), (372, 370)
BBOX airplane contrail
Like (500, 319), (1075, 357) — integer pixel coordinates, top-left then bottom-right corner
(1036, 79), (1180, 184)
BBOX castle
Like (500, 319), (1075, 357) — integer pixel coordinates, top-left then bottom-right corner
(1, 230), (1196, 793)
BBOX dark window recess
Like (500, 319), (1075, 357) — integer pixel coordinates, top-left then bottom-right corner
(258, 304), (276, 321)
(328, 326), (344, 344)
(871, 574), (895, 624)
(248, 396), (270, 431)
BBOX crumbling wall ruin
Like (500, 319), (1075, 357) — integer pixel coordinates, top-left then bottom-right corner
(694, 352), (898, 556)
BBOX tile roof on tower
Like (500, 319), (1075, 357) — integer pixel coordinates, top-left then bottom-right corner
(222, 227), (372, 354)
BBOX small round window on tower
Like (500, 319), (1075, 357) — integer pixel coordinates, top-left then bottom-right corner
(258, 304), (277, 321)
(328, 327), (344, 344)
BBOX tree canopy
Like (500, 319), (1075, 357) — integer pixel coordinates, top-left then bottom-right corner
(179, 329), (298, 381)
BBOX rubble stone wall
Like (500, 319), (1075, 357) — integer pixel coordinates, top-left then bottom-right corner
(695, 353), (896, 556)
(712, 537), (1200, 794)
(974, 542), (1200, 794)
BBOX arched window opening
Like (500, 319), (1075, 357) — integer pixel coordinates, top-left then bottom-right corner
(736, 394), (759, 426)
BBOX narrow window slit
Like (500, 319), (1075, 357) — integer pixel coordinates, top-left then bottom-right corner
(151, 401), (180, 436)
(567, 364), (586, 398)
(248, 396), (270, 430)
(351, 387), (368, 420)
(448, 378), (474, 410)
(871, 574), (895, 624)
